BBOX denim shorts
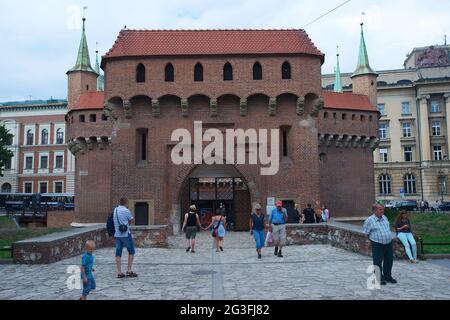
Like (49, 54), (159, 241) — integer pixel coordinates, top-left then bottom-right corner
(82, 276), (96, 296)
(115, 233), (136, 257)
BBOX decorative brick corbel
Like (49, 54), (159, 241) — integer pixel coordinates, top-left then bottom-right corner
(310, 96), (324, 117)
(240, 98), (247, 117)
(123, 100), (131, 119)
(268, 98), (277, 116)
(296, 97), (305, 116)
(210, 99), (218, 117)
(151, 99), (160, 118)
(181, 98), (189, 117)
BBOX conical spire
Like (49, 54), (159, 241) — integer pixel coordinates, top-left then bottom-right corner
(334, 48), (343, 93)
(67, 18), (97, 75)
(95, 48), (104, 91)
(351, 23), (377, 78)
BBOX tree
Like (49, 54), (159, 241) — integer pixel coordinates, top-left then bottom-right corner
(0, 124), (13, 177)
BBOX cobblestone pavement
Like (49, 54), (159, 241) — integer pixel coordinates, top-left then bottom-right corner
(1, 231), (450, 300)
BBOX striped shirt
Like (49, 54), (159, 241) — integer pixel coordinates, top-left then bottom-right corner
(363, 214), (393, 244)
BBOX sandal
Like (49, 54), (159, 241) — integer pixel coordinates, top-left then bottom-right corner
(117, 273), (125, 278)
(126, 271), (138, 277)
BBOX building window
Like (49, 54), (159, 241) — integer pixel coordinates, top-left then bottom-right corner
(434, 145), (443, 161)
(379, 175), (391, 195)
(379, 124), (388, 139)
(89, 114), (96, 122)
(4, 158), (12, 170)
(54, 182), (63, 193)
(281, 61), (291, 79)
(280, 127), (290, 157)
(1, 183), (12, 193)
(165, 63), (174, 82)
(352, 114), (356, 120)
(402, 102), (410, 115)
(432, 121), (441, 136)
(253, 62), (262, 80)
(136, 129), (148, 162)
(55, 155), (64, 169)
(402, 122), (412, 138)
(26, 129), (34, 145)
(25, 156), (33, 170)
(324, 112), (328, 119)
(41, 129), (49, 145)
(361, 115), (365, 121)
(194, 63), (203, 82)
(79, 115), (85, 123)
(56, 128), (64, 144)
(136, 63), (146, 83)
(223, 62), (233, 81)
(404, 146), (413, 162)
(5, 133), (12, 146)
(342, 113), (347, 120)
(404, 174), (417, 194)
(24, 182), (32, 193)
(39, 182), (48, 194)
(377, 103), (386, 116)
(379, 148), (388, 162)
(40, 155), (48, 169)
(431, 100), (440, 113)
(102, 114), (108, 121)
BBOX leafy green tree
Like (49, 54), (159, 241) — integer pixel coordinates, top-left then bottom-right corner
(0, 124), (14, 177)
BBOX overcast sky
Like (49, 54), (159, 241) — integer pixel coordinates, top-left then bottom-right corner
(1, 0), (449, 102)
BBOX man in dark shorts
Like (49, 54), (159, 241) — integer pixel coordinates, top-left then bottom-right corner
(182, 205), (202, 253)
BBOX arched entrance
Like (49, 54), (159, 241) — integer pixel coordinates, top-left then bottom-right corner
(1, 183), (12, 193)
(180, 165), (252, 231)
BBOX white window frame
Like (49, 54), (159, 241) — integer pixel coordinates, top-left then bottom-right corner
(402, 102), (411, 115)
(432, 121), (441, 136)
(434, 145), (443, 161)
(379, 175), (392, 195)
(39, 125), (50, 145)
(24, 125), (35, 146)
(404, 174), (417, 194)
(23, 152), (34, 173)
(379, 148), (389, 163)
(377, 103), (386, 116)
(404, 146), (413, 162)
(431, 100), (440, 113)
(38, 152), (49, 174)
(379, 123), (388, 139)
(402, 122), (412, 138)
(54, 151), (65, 173)
(39, 181), (48, 194)
(54, 181), (64, 194)
(54, 124), (65, 145)
(23, 181), (33, 193)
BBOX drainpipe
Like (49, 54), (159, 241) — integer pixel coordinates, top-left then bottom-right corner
(416, 86), (425, 202)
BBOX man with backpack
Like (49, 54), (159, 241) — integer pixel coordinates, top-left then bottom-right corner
(111, 197), (137, 278)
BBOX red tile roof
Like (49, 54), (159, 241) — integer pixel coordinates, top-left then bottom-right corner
(102, 29), (323, 65)
(72, 91), (104, 111)
(323, 91), (376, 112)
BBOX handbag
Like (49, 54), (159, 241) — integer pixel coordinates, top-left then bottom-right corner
(212, 217), (222, 238)
(115, 208), (128, 233)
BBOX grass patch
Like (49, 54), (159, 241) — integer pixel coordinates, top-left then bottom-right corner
(0, 216), (70, 259)
(384, 210), (450, 254)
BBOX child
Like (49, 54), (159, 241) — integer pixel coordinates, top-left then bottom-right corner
(80, 240), (96, 300)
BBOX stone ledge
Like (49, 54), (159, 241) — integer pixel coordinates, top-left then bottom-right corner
(13, 225), (169, 264)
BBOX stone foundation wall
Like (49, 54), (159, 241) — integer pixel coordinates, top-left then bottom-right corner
(286, 222), (411, 259)
(13, 225), (169, 264)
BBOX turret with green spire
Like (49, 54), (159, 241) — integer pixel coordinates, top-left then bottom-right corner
(95, 49), (104, 91)
(67, 18), (97, 75)
(334, 49), (343, 93)
(351, 23), (378, 78)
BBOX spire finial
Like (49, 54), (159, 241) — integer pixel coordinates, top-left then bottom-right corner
(82, 6), (87, 30)
(351, 19), (377, 78)
(334, 45), (343, 93)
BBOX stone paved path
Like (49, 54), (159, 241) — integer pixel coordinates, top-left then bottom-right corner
(1, 231), (450, 300)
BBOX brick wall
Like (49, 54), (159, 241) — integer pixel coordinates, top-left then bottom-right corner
(46, 210), (75, 228)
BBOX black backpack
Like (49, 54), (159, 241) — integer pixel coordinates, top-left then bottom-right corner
(106, 210), (115, 237)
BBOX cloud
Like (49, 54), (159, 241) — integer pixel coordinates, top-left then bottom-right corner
(0, 0), (449, 102)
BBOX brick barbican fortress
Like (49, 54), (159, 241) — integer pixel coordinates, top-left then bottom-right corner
(65, 19), (380, 232)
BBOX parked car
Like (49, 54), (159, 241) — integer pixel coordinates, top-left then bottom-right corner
(383, 200), (397, 209)
(392, 200), (418, 212)
(431, 202), (450, 212)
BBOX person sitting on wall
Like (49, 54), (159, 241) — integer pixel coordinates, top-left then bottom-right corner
(395, 210), (419, 264)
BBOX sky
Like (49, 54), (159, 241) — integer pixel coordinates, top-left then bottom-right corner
(0, 0), (449, 102)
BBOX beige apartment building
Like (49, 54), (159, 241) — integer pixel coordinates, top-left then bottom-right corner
(323, 44), (450, 203)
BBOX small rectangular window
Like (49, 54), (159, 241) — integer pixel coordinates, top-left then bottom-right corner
(24, 183), (32, 193)
(79, 115), (85, 123)
(377, 104), (386, 116)
(379, 148), (388, 162)
(89, 114), (96, 122)
(40, 155), (48, 169)
(54, 182), (63, 193)
(25, 156), (33, 170)
(55, 155), (64, 169)
(402, 102), (410, 115)
(431, 100), (440, 113)
(136, 128), (148, 162)
(39, 182), (48, 194)
(404, 147), (413, 162)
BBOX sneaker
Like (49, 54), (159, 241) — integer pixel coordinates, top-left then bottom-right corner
(277, 252), (283, 258)
(258, 254), (262, 259)
(274, 247), (279, 256)
(380, 280), (387, 286)
(186, 247), (191, 252)
(220, 247), (224, 252)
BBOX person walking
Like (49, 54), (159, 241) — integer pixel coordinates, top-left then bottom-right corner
(269, 201), (288, 258)
(321, 205), (330, 223)
(249, 204), (267, 259)
(79, 240), (96, 300)
(302, 203), (316, 224)
(114, 197), (137, 278)
(182, 204), (202, 253)
(363, 204), (397, 285)
(204, 211), (226, 252)
(395, 210), (419, 263)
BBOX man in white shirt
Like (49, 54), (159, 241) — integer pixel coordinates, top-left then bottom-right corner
(114, 198), (137, 278)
